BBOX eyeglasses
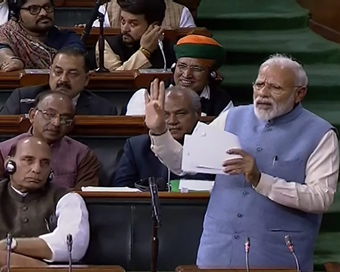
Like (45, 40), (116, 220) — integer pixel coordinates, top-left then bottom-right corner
(253, 81), (303, 94)
(21, 4), (54, 15)
(177, 63), (206, 75)
(36, 109), (73, 127)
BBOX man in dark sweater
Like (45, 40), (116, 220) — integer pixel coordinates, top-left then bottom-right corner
(113, 84), (214, 187)
(126, 35), (233, 116)
(0, 47), (117, 115)
(97, 0), (176, 71)
(0, 136), (89, 266)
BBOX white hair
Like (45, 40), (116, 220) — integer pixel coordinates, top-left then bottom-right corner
(259, 54), (308, 87)
(165, 86), (201, 113)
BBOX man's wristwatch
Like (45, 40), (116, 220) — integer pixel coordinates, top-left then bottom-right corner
(11, 238), (17, 251)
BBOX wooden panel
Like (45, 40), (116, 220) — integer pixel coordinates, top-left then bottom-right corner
(18, 70), (173, 90)
(79, 191), (210, 199)
(297, 0), (340, 44)
(11, 266), (124, 272)
(64, 27), (212, 47)
(176, 266), (295, 272)
(0, 116), (215, 136)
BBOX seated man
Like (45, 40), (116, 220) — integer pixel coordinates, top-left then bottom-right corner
(0, 47), (118, 115)
(144, 55), (339, 271)
(0, 0), (85, 71)
(96, 0), (176, 71)
(0, 136), (89, 267)
(127, 35), (233, 116)
(93, 0), (196, 29)
(0, 0), (10, 26)
(0, 91), (100, 188)
(113, 83), (214, 187)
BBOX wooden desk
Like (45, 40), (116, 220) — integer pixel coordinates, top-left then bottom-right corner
(19, 70), (173, 90)
(63, 27), (212, 47)
(78, 192), (209, 271)
(0, 115), (214, 136)
(176, 266), (295, 272)
(11, 265), (124, 272)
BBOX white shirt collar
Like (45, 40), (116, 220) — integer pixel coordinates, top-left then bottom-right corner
(11, 185), (28, 197)
(72, 94), (80, 106)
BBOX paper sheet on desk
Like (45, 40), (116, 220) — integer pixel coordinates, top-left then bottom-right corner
(182, 122), (241, 175)
(81, 186), (141, 192)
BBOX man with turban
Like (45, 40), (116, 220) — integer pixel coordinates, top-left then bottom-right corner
(126, 35), (233, 116)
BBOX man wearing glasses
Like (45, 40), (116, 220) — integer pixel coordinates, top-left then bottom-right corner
(0, 0), (85, 71)
(0, 91), (100, 188)
(126, 35), (233, 116)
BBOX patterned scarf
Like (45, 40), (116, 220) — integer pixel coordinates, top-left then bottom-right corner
(0, 19), (57, 69)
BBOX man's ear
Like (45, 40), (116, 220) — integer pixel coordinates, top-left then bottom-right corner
(28, 108), (36, 124)
(84, 73), (90, 87)
(294, 86), (307, 104)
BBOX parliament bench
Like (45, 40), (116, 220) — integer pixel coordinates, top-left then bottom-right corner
(53, 0), (202, 26)
(0, 116), (214, 186)
(79, 191), (340, 272)
(11, 265), (124, 272)
(0, 70), (173, 114)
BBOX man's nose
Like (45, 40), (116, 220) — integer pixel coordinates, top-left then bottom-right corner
(51, 115), (61, 126)
(38, 7), (48, 16)
(121, 23), (129, 33)
(60, 73), (69, 83)
(167, 114), (179, 124)
(182, 67), (193, 78)
(31, 162), (41, 174)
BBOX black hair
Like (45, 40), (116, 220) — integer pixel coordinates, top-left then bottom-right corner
(9, 0), (54, 19)
(33, 90), (76, 116)
(52, 47), (90, 73)
(117, 0), (166, 25)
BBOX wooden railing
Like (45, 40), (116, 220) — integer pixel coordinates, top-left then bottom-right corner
(297, 0), (340, 44)
(0, 116), (215, 136)
(0, 70), (173, 90)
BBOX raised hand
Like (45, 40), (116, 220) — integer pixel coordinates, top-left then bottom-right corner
(140, 24), (164, 53)
(144, 78), (167, 135)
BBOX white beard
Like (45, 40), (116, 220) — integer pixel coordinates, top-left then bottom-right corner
(254, 93), (295, 121)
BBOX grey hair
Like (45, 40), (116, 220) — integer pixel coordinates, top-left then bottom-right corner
(259, 54), (308, 87)
(165, 85), (201, 113)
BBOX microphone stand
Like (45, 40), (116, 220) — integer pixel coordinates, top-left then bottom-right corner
(149, 177), (161, 272)
(96, 11), (109, 73)
(67, 234), (73, 272)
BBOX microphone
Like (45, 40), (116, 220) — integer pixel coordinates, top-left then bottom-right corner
(149, 177), (161, 227)
(81, 0), (102, 41)
(244, 237), (250, 272)
(20, 98), (35, 104)
(67, 234), (73, 272)
(285, 235), (301, 272)
(158, 37), (166, 72)
(6, 233), (12, 272)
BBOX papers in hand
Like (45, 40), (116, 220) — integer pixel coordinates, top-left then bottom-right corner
(81, 186), (141, 192)
(182, 122), (241, 175)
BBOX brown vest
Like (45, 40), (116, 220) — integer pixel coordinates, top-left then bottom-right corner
(0, 179), (68, 239)
(107, 0), (183, 29)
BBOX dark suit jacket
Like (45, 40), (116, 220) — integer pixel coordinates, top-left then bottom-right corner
(112, 134), (215, 187)
(201, 84), (233, 116)
(0, 85), (118, 115)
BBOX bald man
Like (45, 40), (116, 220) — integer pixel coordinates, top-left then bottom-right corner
(0, 91), (100, 188)
(0, 136), (89, 267)
(112, 84), (214, 187)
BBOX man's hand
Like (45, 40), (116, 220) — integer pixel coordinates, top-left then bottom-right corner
(222, 149), (261, 187)
(140, 24), (164, 53)
(144, 78), (167, 135)
(1, 58), (24, 72)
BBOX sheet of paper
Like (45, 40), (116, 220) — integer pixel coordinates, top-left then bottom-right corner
(81, 186), (141, 192)
(182, 122), (241, 175)
(179, 179), (214, 191)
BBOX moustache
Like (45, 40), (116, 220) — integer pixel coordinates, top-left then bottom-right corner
(122, 33), (133, 39)
(37, 17), (52, 23)
(56, 83), (71, 89)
